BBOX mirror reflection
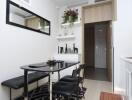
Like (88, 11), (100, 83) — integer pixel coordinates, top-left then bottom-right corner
(7, 1), (50, 35)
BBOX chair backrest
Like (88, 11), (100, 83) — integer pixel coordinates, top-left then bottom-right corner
(72, 65), (85, 77)
(72, 69), (81, 77)
(72, 69), (78, 77)
(79, 64), (87, 79)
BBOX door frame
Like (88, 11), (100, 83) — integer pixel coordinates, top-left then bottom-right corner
(81, 7), (115, 92)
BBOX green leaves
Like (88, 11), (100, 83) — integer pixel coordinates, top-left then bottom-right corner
(62, 9), (78, 24)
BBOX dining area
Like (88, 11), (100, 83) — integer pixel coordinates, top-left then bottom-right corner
(0, 0), (118, 100)
(2, 55), (87, 100)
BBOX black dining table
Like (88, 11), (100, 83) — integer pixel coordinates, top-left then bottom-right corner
(21, 61), (80, 100)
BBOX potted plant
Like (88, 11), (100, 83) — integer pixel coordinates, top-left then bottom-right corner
(47, 60), (56, 66)
(62, 9), (78, 25)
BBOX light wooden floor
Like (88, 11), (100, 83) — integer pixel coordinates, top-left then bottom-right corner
(83, 79), (112, 100)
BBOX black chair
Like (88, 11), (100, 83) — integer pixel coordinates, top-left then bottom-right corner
(60, 64), (86, 90)
(53, 65), (84, 100)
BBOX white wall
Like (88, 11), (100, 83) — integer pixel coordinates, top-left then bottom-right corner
(0, 0), (58, 99)
(113, 0), (132, 94)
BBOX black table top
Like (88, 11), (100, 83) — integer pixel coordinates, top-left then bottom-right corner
(21, 61), (80, 72)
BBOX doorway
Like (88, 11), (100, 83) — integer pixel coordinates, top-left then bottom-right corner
(84, 21), (112, 82)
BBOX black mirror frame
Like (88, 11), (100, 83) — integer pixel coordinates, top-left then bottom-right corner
(6, 0), (51, 35)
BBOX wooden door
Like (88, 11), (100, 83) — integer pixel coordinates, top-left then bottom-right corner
(106, 22), (112, 82)
(94, 22), (107, 68)
(84, 23), (95, 68)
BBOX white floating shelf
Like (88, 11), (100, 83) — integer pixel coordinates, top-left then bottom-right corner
(61, 21), (81, 27)
(56, 35), (75, 40)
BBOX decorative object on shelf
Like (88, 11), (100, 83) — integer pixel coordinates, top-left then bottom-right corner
(64, 32), (68, 36)
(63, 26), (68, 36)
(62, 9), (78, 25)
(69, 24), (74, 35)
(58, 44), (78, 54)
(58, 46), (60, 54)
(58, 34), (61, 36)
(60, 47), (64, 54)
(74, 48), (78, 54)
(65, 44), (68, 53)
(68, 48), (72, 54)
(61, 9), (79, 36)
(73, 43), (78, 53)
(60, 25), (68, 36)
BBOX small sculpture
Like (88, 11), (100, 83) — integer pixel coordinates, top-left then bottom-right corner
(73, 43), (78, 53)
(60, 47), (64, 54)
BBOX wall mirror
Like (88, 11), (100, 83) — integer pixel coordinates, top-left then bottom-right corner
(6, 0), (50, 35)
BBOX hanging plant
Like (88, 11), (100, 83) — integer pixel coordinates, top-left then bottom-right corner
(62, 9), (78, 24)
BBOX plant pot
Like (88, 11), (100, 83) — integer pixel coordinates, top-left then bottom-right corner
(69, 16), (73, 23)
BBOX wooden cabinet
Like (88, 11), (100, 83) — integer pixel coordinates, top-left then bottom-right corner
(84, 2), (113, 23)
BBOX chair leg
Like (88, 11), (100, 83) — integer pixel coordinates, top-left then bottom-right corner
(9, 88), (12, 100)
(48, 75), (50, 92)
(55, 94), (60, 100)
(37, 81), (39, 88)
(58, 71), (60, 81)
(67, 96), (70, 100)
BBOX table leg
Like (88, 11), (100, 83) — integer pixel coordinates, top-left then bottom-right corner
(49, 71), (52, 100)
(58, 71), (60, 81)
(24, 70), (28, 100)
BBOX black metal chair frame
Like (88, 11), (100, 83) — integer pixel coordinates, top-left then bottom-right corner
(53, 65), (84, 100)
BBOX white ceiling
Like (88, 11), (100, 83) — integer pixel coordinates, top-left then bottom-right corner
(53, 0), (89, 7)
